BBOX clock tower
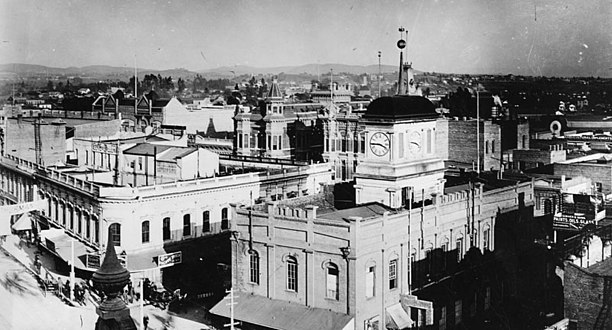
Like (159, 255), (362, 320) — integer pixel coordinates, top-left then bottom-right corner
(354, 95), (446, 208)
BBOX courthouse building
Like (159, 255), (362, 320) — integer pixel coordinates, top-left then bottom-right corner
(213, 95), (536, 330)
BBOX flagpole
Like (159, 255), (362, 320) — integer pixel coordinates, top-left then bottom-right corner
(476, 86), (480, 174)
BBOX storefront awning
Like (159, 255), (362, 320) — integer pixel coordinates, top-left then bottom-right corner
(386, 303), (413, 329)
(210, 292), (354, 330)
(39, 229), (94, 271)
(125, 248), (167, 272)
(12, 213), (33, 231)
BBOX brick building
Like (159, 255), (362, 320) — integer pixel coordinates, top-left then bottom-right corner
(213, 94), (542, 330)
(563, 259), (612, 329)
(554, 153), (612, 195)
(4, 117), (66, 165)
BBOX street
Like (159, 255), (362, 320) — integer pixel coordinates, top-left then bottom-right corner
(0, 249), (98, 330)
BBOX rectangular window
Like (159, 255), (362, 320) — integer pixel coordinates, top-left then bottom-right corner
(456, 237), (464, 262)
(326, 265), (339, 300)
(341, 135), (347, 152)
(287, 258), (298, 292)
(360, 134), (366, 154)
(183, 214), (191, 236)
(427, 129), (432, 154)
(141, 221), (150, 243)
(439, 306), (447, 330)
(331, 138), (336, 152)
(273, 136), (278, 150)
(238, 133), (243, 148)
(163, 217), (171, 240)
(491, 140), (495, 154)
(596, 182), (603, 193)
(455, 300), (462, 325)
(483, 228), (490, 251)
(221, 208), (229, 230)
(389, 259), (398, 289)
(203, 211), (210, 233)
(366, 265), (375, 298)
(138, 157), (143, 170)
(250, 252), (260, 284)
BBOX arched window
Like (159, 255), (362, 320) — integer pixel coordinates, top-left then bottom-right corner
(221, 207), (229, 230)
(142, 220), (150, 243)
(183, 214), (191, 236)
(326, 263), (339, 300)
(109, 223), (121, 246)
(60, 202), (66, 226)
(84, 213), (91, 239)
(76, 208), (82, 235)
(67, 205), (74, 231)
(287, 256), (298, 292)
(162, 217), (171, 241)
(203, 211), (210, 233)
(389, 259), (398, 290)
(53, 199), (58, 222)
(249, 250), (260, 285)
(366, 264), (376, 298)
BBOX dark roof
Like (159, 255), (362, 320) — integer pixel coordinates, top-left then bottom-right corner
(210, 292), (353, 330)
(364, 95), (438, 120)
(123, 144), (172, 156)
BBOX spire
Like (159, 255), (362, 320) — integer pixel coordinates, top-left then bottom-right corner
(267, 77), (282, 101)
(92, 234), (136, 330)
(92, 237), (130, 289)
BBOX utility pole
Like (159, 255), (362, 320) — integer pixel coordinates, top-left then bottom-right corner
(377, 51), (382, 98)
(70, 238), (75, 301)
(224, 288), (239, 329)
(476, 86), (480, 174)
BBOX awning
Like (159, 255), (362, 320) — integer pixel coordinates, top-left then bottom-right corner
(210, 292), (354, 330)
(12, 213), (33, 231)
(386, 303), (413, 329)
(125, 248), (167, 272)
(39, 229), (94, 271)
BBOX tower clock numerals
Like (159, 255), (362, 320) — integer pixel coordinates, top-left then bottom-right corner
(370, 132), (390, 157)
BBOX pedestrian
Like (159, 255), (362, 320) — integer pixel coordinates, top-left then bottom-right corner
(143, 315), (149, 330)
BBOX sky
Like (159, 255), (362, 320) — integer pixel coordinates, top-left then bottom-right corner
(1, 0), (611, 77)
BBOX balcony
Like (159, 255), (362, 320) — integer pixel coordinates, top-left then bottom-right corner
(162, 222), (230, 245)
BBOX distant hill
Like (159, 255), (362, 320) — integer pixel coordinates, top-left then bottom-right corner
(0, 63), (404, 81)
(0, 63), (199, 81)
(199, 63), (401, 77)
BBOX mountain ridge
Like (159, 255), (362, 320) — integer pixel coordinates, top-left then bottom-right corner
(0, 63), (402, 79)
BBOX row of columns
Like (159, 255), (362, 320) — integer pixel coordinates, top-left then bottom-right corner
(42, 192), (100, 245)
(2, 170), (34, 202)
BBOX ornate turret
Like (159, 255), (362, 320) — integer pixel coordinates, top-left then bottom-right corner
(266, 77), (283, 103)
(91, 236), (136, 330)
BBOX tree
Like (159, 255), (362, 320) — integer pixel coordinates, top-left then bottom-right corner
(177, 78), (186, 92)
(46, 80), (54, 91)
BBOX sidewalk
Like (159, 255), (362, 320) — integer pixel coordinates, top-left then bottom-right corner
(0, 233), (213, 329)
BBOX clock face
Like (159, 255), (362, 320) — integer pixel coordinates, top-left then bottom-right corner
(370, 132), (390, 157)
(409, 131), (421, 154)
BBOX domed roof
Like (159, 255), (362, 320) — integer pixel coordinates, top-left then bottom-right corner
(364, 95), (438, 120)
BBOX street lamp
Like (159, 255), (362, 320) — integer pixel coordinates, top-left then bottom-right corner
(340, 246), (351, 315)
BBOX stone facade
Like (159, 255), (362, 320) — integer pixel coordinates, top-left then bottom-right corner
(230, 178), (534, 329)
